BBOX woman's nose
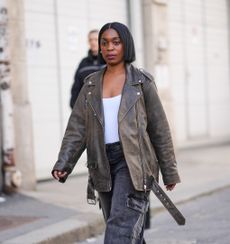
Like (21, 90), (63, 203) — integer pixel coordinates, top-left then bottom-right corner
(107, 42), (114, 51)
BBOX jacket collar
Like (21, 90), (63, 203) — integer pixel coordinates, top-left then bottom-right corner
(125, 63), (143, 85)
(86, 63), (143, 126)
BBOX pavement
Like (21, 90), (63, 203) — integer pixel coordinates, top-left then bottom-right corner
(0, 143), (230, 244)
(79, 186), (230, 244)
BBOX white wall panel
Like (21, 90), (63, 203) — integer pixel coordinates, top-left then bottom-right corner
(210, 106), (230, 137)
(56, 0), (128, 126)
(24, 0), (54, 14)
(24, 0), (128, 180)
(88, 0), (127, 28)
(25, 13), (57, 67)
(204, 0), (230, 138)
(168, 0), (230, 146)
(57, 0), (87, 17)
(24, 1), (62, 180)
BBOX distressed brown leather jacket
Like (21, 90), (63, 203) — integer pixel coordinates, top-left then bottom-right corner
(52, 64), (180, 193)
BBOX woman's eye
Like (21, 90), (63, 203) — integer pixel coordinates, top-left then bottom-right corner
(101, 41), (107, 47)
(113, 41), (120, 46)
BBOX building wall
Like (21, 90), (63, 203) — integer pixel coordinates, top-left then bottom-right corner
(168, 0), (230, 147)
(24, 0), (128, 179)
(20, 0), (230, 181)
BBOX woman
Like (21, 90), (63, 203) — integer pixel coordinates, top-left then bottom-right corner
(52, 22), (181, 244)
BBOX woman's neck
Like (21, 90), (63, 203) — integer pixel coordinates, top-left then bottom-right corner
(106, 62), (125, 75)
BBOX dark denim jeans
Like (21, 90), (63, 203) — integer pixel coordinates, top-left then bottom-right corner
(99, 142), (149, 244)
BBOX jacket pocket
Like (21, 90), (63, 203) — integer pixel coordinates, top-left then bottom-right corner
(126, 194), (148, 214)
(125, 193), (149, 240)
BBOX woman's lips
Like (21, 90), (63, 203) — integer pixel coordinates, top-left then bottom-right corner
(106, 54), (116, 60)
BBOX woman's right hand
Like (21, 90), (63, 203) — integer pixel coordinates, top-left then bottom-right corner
(52, 170), (68, 181)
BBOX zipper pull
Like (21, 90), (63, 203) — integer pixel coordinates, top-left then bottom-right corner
(144, 184), (147, 193)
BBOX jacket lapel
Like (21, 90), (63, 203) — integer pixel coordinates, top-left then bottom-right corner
(87, 64), (142, 125)
(118, 64), (142, 123)
(86, 69), (105, 127)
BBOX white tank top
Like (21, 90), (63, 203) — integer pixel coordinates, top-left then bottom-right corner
(102, 94), (121, 144)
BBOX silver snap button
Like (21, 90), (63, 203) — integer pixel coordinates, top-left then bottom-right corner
(94, 113), (96, 116)
(138, 80), (142, 83)
(137, 92), (140, 95)
(88, 92), (91, 95)
(89, 81), (92, 85)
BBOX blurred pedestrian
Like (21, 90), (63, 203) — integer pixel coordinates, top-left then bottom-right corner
(52, 22), (181, 244)
(70, 29), (104, 109)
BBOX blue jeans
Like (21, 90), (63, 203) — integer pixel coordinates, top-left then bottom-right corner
(99, 142), (149, 244)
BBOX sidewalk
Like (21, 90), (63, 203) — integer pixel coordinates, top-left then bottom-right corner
(0, 143), (230, 244)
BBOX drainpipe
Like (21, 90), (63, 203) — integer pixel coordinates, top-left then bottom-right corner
(127, 0), (144, 67)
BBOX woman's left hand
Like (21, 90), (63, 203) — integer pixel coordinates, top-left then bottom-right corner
(166, 184), (176, 191)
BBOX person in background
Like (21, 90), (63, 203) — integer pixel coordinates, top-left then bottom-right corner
(70, 29), (104, 109)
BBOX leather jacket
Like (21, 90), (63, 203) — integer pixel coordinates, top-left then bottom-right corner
(52, 64), (180, 193)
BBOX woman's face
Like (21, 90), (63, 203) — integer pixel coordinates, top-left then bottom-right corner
(100, 28), (124, 66)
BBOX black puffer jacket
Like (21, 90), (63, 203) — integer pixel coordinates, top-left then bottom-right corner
(70, 50), (104, 108)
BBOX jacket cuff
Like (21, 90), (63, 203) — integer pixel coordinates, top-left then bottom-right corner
(162, 173), (181, 186)
(51, 163), (72, 183)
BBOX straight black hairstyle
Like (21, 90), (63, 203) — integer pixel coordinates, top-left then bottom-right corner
(98, 22), (136, 64)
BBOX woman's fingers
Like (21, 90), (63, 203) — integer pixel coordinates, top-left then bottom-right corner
(58, 171), (67, 178)
(52, 170), (67, 180)
(166, 184), (176, 191)
(53, 170), (60, 180)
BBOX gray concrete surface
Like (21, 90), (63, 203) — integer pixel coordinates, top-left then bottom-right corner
(0, 143), (230, 243)
(80, 186), (230, 244)
(144, 186), (230, 244)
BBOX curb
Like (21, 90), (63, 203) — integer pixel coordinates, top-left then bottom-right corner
(4, 216), (105, 244)
(4, 184), (230, 244)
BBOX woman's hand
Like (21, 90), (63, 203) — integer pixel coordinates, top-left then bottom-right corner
(52, 170), (68, 181)
(166, 183), (176, 191)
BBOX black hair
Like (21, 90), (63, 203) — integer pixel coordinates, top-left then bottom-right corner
(98, 22), (136, 64)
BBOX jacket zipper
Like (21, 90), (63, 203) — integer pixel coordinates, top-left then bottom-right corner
(136, 103), (147, 193)
(88, 100), (112, 191)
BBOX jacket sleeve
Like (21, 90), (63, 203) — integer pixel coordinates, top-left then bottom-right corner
(52, 85), (87, 181)
(142, 77), (181, 185)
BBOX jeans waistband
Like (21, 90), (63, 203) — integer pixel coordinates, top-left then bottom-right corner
(105, 141), (121, 151)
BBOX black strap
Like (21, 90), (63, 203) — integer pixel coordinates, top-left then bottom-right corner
(151, 177), (186, 225)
